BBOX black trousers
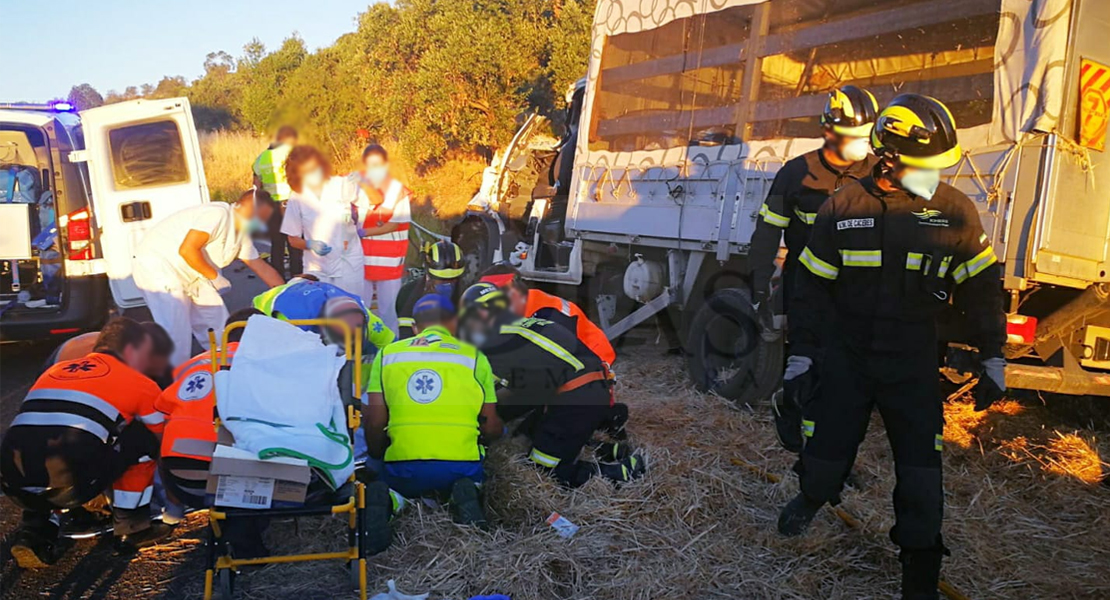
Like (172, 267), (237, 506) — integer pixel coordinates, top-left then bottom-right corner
(796, 336), (944, 551)
(268, 202), (302, 278)
(498, 385), (613, 486)
(160, 456), (211, 510)
(0, 421), (159, 536)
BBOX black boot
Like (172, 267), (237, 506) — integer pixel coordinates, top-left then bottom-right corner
(777, 493), (823, 536)
(448, 478), (487, 530)
(9, 522), (69, 569)
(363, 481), (393, 555)
(113, 522), (174, 555)
(900, 547), (945, 600)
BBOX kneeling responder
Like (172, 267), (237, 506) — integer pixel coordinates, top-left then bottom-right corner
(480, 264), (616, 366)
(361, 294), (502, 550)
(1, 318), (172, 567)
(157, 309), (261, 517)
(396, 240), (465, 339)
(777, 94), (1007, 600)
(457, 283), (643, 487)
(747, 85), (879, 452)
(48, 322), (176, 388)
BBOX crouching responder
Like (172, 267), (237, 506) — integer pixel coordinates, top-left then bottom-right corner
(747, 85), (879, 453)
(457, 283), (644, 487)
(157, 309), (261, 520)
(480, 264), (616, 365)
(777, 94), (1007, 600)
(396, 240), (466, 339)
(1, 318), (173, 568)
(361, 294), (503, 551)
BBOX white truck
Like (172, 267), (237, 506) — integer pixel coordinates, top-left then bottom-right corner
(0, 98), (210, 340)
(453, 0), (1110, 404)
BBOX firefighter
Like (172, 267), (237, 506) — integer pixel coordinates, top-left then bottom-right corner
(777, 94), (1007, 600)
(479, 264), (616, 366)
(396, 240), (465, 339)
(361, 294), (503, 551)
(747, 85), (880, 452)
(456, 283), (643, 487)
(1, 318), (171, 567)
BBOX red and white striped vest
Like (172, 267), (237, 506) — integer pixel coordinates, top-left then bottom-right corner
(358, 179), (410, 280)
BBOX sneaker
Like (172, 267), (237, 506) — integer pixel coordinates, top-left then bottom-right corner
(771, 388), (803, 453)
(363, 481), (393, 555)
(9, 527), (68, 569)
(113, 522), (174, 555)
(777, 493), (823, 537)
(448, 478), (488, 530)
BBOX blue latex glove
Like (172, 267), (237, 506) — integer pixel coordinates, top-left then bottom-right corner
(306, 239), (333, 256)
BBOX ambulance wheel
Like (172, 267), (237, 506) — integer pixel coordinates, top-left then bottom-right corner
(686, 287), (781, 406)
(218, 568), (235, 599)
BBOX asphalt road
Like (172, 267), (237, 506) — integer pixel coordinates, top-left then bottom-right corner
(0, 260), (268, 599)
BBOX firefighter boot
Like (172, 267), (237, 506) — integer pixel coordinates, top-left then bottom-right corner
(9, 521), (69, 569)
(777, 492), (823, 536)
(448, 478), (488, 530)
(900, 547), (944, 600)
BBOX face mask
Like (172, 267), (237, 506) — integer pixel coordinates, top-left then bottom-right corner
(303, 168), (325, 189)
(467, 330), (487, 347)
(899, 168), (942, 200)
(840, 137), (871, 163)
(365, 166), (389, 187)
(246, 216), (267, 235)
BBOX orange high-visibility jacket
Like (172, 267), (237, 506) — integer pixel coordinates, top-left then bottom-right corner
(525, 289), (616, 365)
(17, 352), (164, 509)
(156, 344), (237, 461)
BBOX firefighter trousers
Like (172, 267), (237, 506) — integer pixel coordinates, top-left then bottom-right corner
(795, 338), (945, 551)
(0, 420), (159, 537)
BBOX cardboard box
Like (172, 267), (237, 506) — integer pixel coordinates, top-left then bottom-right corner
(205, 445), (311, 509)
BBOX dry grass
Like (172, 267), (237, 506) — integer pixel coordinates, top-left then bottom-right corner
(198, 131), (486, 230)
(151, 341), (1110, 600)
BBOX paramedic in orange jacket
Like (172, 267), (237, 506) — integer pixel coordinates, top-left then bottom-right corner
(480, 264), (617, 365)
(157, 309), (260, 514)
(1, 318), (170, 568)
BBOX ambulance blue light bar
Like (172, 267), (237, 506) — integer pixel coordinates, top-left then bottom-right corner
(0, 101), (77, 112)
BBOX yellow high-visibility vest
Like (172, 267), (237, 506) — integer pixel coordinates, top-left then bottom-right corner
(253, 144), (293, 201)
(370, 326), (495, 462)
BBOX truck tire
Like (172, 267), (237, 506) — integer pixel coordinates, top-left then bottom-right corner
(455, 220), (491, 288)
(685, 287), (783, 406)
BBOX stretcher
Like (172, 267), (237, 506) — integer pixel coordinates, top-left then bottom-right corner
(202, 319), (368, 600)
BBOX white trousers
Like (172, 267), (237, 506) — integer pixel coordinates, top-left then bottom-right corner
(309, 270), (364, 299)
(361, 278), (402, 335)
(133, 257), (229, 367)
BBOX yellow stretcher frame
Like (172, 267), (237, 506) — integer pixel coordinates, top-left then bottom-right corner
(202, 319), (368, 600)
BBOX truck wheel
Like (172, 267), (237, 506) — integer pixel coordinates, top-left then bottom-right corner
(686, 287), (782, 406)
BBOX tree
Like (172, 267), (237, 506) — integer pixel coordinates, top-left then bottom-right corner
(66, 83), (104, 110)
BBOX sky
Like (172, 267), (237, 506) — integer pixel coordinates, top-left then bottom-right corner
(1, 0), (373, 102)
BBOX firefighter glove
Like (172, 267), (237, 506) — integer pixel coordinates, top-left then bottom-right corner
(973, 357), (1006, 411)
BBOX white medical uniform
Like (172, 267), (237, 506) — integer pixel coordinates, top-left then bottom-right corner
(281, 177), (363, 295)
(133, 203), (257, 366)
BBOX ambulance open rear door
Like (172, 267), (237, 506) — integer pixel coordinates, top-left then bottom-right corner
(76, 97), (210, 308)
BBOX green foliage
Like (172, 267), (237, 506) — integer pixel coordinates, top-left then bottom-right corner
(92, 0), (597, 167)
(67, 83), (104, 110)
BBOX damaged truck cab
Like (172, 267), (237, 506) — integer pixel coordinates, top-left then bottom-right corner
(455, 0), (1110, 403)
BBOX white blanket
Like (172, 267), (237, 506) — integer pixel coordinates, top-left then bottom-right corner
(216, 315), (354, 488)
